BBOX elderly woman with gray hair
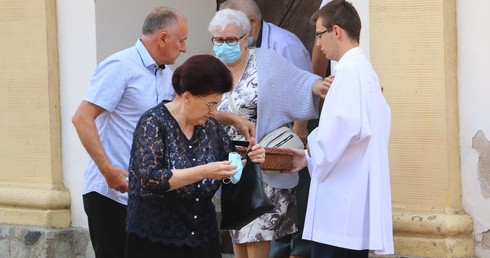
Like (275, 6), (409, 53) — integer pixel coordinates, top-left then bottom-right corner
(208, 9), (329, 258)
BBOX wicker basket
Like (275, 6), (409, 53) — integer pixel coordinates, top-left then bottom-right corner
(235, 146), (295, 172)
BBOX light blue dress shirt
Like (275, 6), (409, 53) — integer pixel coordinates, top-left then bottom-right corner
(260, 21), (312, 72)
(82, 39), (175, 205)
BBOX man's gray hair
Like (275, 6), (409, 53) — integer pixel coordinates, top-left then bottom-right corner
(220, 0), (262, 20)
(142, 7), (182, 35)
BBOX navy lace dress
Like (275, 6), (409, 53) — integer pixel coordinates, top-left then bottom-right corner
(126, 102), (234, 249)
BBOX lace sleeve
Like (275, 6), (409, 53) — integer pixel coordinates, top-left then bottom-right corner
(129, 108), (172, 194)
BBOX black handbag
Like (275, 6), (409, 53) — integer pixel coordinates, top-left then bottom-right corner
(220, 142), (274, 230)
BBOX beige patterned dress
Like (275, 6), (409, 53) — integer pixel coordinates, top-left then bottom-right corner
(218, 49), (297, 243)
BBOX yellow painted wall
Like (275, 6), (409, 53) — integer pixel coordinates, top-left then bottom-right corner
(0, 0), (478, 256)
(0, 0), (70, 227)
(371, 1), (472, 257)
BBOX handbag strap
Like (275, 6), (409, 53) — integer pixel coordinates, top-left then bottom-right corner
(232, 140), (250, 148)
(226, 92), (240, 115)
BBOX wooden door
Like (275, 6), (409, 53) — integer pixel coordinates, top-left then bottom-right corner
(216, 0), (323, 54)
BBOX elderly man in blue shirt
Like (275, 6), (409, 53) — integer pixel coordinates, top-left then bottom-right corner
(71, 6), (188, 258)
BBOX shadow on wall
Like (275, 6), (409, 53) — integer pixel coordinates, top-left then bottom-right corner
(472, 130), (490, 198)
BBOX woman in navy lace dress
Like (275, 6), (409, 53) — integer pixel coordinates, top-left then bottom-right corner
(125, 54), (266, 258)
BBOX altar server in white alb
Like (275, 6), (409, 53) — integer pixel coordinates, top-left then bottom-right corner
(288, 0), (394, 257)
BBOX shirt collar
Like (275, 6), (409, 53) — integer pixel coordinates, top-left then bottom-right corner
(135, 39), (165, 70)
(334, 47), (362, 73)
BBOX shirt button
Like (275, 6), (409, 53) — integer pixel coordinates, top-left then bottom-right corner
(195, 198), (199, 201)
(197, 184), (201, 188)
(191, 232), (195, 235)
(194, 215), (197, 219)
(188, 145), (192, 149)
(192, 158), (196, 161)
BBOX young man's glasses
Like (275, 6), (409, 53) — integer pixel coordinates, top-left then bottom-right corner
(315, 27), (333, 39)
(211, 34), (246, 46)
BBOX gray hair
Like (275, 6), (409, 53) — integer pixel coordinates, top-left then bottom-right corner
(142, 7), (181, 35)
(208, 9), (250, 35)
(220, 0), (262, 20)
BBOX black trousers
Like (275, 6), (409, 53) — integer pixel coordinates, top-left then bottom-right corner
(83, 192), (127, 258)
(311, 242), (368, 258)
(125, 232), (221, 258)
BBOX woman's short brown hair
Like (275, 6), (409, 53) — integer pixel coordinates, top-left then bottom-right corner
(172, 55), (233, 96)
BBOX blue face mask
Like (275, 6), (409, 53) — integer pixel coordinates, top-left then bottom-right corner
(248, 36), (254, 47)
(213, 44), (241, 64)
(248, 28), (255, 47)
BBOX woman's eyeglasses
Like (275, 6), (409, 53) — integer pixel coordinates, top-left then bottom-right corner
(197, 96), (221, 112)
(211, 34), (246, 46)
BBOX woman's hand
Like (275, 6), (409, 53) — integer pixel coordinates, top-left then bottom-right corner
(324, 74), (335, 86)
(233, 115), (256, 140)
(247, 138), (266, 164)
(168, 161), (236, 191)
(211, 112), (255, 140)
(312, 75), (334, 98)
(200, 161), (237, 180)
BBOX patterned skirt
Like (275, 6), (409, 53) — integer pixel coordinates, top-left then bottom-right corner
(229, 182), (297, 243)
